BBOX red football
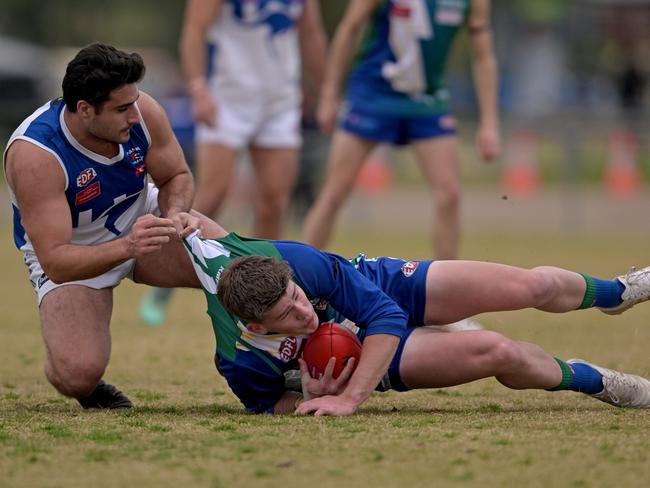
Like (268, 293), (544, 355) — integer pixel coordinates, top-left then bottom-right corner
(302, 322), (362, 379)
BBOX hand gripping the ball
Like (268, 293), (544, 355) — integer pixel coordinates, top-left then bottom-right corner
(298, 356), (356, 400)
(301, 322), (362, 379)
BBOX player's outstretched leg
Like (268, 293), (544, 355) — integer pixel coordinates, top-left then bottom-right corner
(598, 265), (650, 315)
(567, 360), (650, 408)
(77, 380), (133, 409)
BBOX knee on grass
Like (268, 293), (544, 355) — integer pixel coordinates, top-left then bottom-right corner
(45, 359), (106, 398)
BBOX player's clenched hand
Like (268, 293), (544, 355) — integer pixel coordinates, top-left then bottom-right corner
(124, 214), (177, 257)
(295, 394), (358, 417)
(192, 89), (218, 127)
(475, 125), (501, 162)
(169, 211), (202, 238)
(299, 357), (354, 397)
(316, 94), (340, 135)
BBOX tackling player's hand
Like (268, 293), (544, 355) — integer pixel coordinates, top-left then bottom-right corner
(124, 214), (177, 257)
(298, 357), (355, 398)
(169, 211), (202, 238)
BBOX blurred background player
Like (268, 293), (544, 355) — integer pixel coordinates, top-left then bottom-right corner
(303, 0), (501, 259)
(140, 0), (327, 325)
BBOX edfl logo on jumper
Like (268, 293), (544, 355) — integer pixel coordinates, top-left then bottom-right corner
(278, 336), (300, 361)
(401, 261), (418, 277)
(76, 168), (97, 188)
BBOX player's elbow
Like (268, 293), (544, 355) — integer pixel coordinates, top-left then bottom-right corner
(39, 254), (82, 284)
(42, 263), (74, 284)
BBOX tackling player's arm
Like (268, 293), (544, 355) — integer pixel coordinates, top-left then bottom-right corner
(297, 0), (328, 98)
(467, 0), (501, 162)
(5, 141), (177, 283)
(178, 0), (223, 127)
(137, 92), (199, 236)
(316, 0), (381, 133)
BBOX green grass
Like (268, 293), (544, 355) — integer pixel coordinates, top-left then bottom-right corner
(2, 204), (650, 487)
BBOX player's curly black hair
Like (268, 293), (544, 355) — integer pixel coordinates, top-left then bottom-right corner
(217, 256), (293, 322)
(62, 42), (145, 113)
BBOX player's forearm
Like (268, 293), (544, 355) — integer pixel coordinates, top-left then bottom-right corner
(472, 54), (499, 129)
(38, 239), (132, 284)
(320, 25), (360, 101)
(340, 334), (400, 406)
(470, 28), (499, 130)
(179, 20), (209, 89)
(299, 0), (327, 92)
(157, 171), (195, 217)
(300, 33), (327, 95)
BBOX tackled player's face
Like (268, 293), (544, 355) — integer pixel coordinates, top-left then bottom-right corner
(259, 282), (319, 335)
(87, 84), (141, 144)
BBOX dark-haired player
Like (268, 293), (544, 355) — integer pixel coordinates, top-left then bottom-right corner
(3, 43), (222, 409)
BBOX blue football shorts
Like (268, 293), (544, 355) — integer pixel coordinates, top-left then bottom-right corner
(339, 103), (457, 146)
(354, 256), (432, 391)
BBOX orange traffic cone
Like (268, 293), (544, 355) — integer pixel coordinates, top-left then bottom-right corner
(604, 130), (641, 199)
(502, 129), (540, 197)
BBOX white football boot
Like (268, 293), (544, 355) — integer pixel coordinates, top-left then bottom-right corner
(599, 265), (650, 315)
(567, 359), (650, 408)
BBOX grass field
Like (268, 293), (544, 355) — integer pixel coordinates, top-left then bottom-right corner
(2, 194), (650, 488)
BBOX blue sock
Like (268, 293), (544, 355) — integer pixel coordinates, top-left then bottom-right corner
(578, 274), (625, 309)
(567, 362), (604, 395)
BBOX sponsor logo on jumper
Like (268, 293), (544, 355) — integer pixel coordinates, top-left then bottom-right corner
(127, 147), (144, 165)
(278, 336), (299, 361)
(75, 181), (101, 206)
(127, 147), (146, 177)
(401, 261), (418, 277)
(76, 168), (97, 188)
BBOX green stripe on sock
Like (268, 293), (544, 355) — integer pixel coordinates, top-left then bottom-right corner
(548, 358), (574, 391)
(578, 273), (596, 309)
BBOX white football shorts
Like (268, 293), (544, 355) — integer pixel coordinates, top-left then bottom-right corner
(195, 95), (301, 149)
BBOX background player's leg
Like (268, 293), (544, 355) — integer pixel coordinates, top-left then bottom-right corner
(411, 135), (461, 260)
(192, 143), (238, 218)
(303, 131), (377, 248)
(249, 146), (298, 239)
